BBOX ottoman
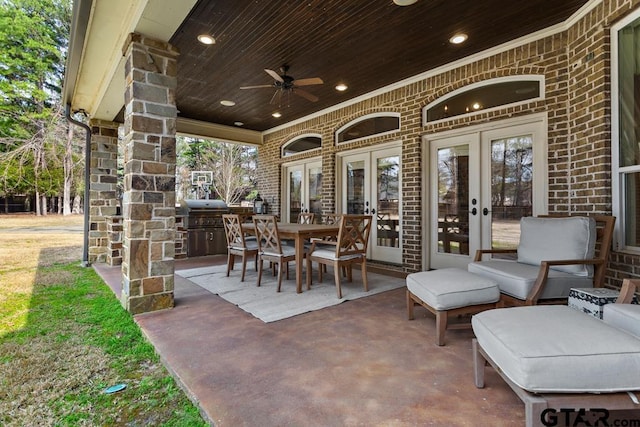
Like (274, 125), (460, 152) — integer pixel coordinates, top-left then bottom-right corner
(406, 268), (500, 346)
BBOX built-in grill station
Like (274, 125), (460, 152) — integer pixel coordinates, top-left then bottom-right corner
(178, 199), (230, 257)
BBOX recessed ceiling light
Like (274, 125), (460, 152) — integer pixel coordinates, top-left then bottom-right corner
(472, 102), (481, 110)
(234, 121), (244, 126)
(393, 0), (418, 5)
(335, 83), (348, 91)
(197, 34), (215, 45)
(449, 33), (468, 44)
(272, 112), (282, 118)
(220, 100), (236, 106)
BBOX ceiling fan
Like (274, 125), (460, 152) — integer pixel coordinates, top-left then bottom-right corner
(240, 65), (323, 104)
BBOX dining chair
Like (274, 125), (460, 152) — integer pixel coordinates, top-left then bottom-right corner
(306, 214), (373, 298)
(222, 214), (259, 282)
(297, 212), (315, 224)
(314, 213), (342, 273)
(252, 214), (298, 291)
(324, 213), (341, 225)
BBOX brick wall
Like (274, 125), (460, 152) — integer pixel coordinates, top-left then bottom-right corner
(258, 0), (640, 288)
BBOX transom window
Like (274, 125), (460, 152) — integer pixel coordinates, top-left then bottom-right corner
(281, 134), (321, 157)
(336, 113), (400, 144)
(423, 76), (543, 124)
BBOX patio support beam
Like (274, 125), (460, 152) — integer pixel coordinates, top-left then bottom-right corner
(88, 119), (120, 264)
(120, 33), (179, 314)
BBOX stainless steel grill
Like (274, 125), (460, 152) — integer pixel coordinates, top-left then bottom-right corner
(178, 199), (230, 257)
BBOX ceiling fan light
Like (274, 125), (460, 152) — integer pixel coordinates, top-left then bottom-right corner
(393, 0), (418, 5)
(197, 34), (215, 45)
(335, 83), (348, 91)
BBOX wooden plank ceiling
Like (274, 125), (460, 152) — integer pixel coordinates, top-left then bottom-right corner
(170, 0), (589, 132)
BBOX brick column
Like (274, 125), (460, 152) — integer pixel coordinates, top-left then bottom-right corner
(88, 120), (120, 264)
(121, 33), (178, 314)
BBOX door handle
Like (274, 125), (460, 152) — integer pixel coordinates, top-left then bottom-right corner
(371, 208), (376, 215)
(471, 208), (477, 216)
(483, 208), (490, 216)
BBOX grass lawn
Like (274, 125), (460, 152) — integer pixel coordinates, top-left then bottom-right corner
(0, 214), (208, 426)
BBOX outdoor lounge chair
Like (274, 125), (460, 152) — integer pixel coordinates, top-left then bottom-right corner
(468, 215), (615, 306)
(306, 214), (372, 298)
(472, 279), (640, 427)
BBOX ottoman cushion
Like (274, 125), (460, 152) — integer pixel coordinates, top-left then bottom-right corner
(406, 268), (499, 311)
(604, 304), (640, 338)
(472, 305), (640, 393)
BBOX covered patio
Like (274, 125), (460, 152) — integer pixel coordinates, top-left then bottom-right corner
(63, 0), (640, 424)
(95, 255), (525, 425)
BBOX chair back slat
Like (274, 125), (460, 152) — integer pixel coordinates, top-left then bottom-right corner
(222, 214), (246, 247)
(298, 212), (315, 224)
(253, 215), (283, 255)
(335, 215), (372, 257)
(324, 214), (341, 225)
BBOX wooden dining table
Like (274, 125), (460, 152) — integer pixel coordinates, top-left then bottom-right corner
(242, 222), (340, 293)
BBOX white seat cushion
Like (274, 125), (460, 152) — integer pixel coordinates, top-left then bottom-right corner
(310, 248), (362, 261)
(230, 240), (259, 251)
(604, 304), (640, 338)
(472, 305), (640, 393)
(406, 268), (499, 311)
(467, 260), (593, 300)
(517, 216), (596, 276)
(262, 245), (296, 257)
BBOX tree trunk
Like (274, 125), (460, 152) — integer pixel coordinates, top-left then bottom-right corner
(73, 194), (81, 214)
(35, 191), (41, 215)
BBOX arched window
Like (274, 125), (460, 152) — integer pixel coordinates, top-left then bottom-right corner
(423, 76), (544, 124)
(281, 134), (322, 157)
(336, 113), (400, 144)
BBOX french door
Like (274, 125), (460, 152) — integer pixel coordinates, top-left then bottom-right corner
(427, 117), (547, 269)
(283, 160), (323, 223)
(339, 143), (402, 264)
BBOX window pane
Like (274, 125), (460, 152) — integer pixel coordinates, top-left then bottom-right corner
(437, 146), (469, 255)
(618, 21), (640, 167)
(282, 136), (321, 157)
(337, 116), (399, 143)
(625, 173), (640, 247)
(426, 80), (540, 122)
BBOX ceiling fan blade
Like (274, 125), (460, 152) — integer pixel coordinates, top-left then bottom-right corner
(264, 69), (284, 83)
(293, 88), (319, 102)
(292, 77), (323, 86)
(240, 84), (274, 89)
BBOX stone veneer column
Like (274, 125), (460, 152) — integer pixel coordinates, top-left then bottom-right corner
(88, 120), (120, 264)
(121, 33), (178, 314)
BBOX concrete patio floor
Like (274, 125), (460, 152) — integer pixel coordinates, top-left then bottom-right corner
(94, 256), (524, 426)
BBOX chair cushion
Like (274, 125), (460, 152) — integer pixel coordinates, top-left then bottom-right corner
(517, 216), (596, 276)
(262, 245), (297, 257)
(472, 305), (640, 393)
(467, 260), (593, 300)
(406, 268), (499, 311)
(311, 248), (362, 261)
(604, 304), (640, 338)
(230, 240), (259, 251)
